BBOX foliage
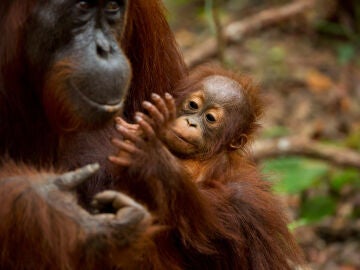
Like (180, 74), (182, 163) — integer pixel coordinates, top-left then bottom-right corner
(315, 0), (360, 65)
(330, 169), (360, 192)
(263, 157), (329, 194)
(345, 128), (360, 151)
(261, 126), (290, 139)
(300, 196), (337, 223)
(262, 157), (360, 224)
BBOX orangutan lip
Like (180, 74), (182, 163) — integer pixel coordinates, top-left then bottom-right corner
(70, 81), (124, 113)
(170, 129), (195, 146)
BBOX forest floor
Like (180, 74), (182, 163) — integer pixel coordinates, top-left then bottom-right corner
(170, 7), (360, 269)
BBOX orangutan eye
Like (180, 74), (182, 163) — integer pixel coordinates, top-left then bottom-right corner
(205, 113), (216, 123)
(76, 1), (93, 10)
(189, 101), (199, 110)
(105, 1), (121, 13)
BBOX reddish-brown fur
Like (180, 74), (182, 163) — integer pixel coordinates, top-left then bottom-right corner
(110, 66), (304, 269)
(0, 0), (184, 269)
(0, 0), (302, 268)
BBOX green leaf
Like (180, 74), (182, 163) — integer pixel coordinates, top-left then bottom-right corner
(316, 20), (348, 37)
(331, 169), (360, 191)
(300, 196), (337, 222)
(345, 128), (360, 151)
(268, 46), (286, 63)
(288, 219), (309, 231)
(337, 44), (356, 65)
(261, 126), (290, 139)
(262, 157), (329, 194)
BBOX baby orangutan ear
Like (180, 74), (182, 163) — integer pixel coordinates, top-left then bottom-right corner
(229, 134), (248, 150)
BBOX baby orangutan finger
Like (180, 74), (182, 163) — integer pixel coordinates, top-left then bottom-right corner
(115, 125), (145, 148)
(165, 92), (176, 120)
(135, 112), (154, 128)
(151, 93), (169, 121)
(135, 116), (156, 140)
(142, 101), (164, 124)
(111, 138), (142, 155)
(115, 117), (139, 132)
(108, 155), (131, 167)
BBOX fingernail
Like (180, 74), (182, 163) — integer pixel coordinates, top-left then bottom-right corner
(87, 163), (100, 173)
(143, 101), (151, 108)
(165, 92), (172, 99)
(135, 116), (142, 122)
(116, 125), (127, 132)
(151, 93), (160, 99)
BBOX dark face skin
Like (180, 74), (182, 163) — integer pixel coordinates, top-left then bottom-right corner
(26, 0), (131, 126)
(163, 75), (243, 158)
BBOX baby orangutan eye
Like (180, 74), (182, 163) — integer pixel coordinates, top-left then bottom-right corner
(205, 113), (216, 123)
(189, 101), (199, 110)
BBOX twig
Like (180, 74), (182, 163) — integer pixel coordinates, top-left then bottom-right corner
(207, 0), (225, 64)
(252, 137), (360, 169)
(185, 0), (316, 67)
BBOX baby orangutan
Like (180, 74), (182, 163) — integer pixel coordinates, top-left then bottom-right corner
(106, 66), (303, 269)
(109, 66), (262, 178)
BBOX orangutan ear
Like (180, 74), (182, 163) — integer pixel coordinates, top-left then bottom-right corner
(229, 134), (248, 150)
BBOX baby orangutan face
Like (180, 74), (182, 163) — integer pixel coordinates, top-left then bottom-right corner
(163, 75), (244, 158)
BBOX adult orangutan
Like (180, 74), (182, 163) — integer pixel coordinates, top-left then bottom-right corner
(104, 65), (304, 269)
(0, 0), (185, 269)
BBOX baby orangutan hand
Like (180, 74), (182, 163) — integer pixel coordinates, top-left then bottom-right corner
(109, 93), (176, 168)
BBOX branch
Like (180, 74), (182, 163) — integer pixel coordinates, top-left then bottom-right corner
(206, 0), (226, 63)
(252, 137), (360, 169)
(185, 0), (316, 67)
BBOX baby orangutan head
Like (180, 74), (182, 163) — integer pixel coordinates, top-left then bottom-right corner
(163, 66), (263, 159)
